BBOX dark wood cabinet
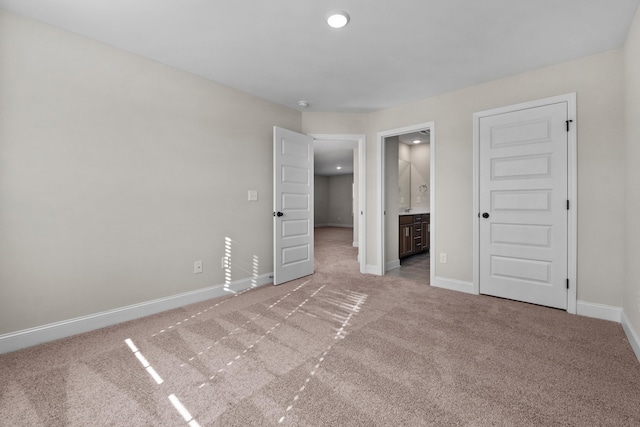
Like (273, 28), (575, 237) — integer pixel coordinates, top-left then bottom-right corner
(399, 215), (414, 258)
(421, 216), (430, 252)
(413, 215), (423, 253)
(399, 213), (430, 259)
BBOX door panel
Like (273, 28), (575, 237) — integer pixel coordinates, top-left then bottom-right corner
(491, 190), (551, 211)
(491, 154), (551, 180)
(490, 256), (551, 284)
(282, 244), (310, 266)
(281, 192), (309, 210)
(274, 127), (314, 285)
(489, 118), (553, 147)
(479, 102), (568, 309)
(490, 223), (551, 247)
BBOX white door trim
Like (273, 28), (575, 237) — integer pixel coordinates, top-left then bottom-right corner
(472, 93), (577, 314)
(309, 134), (367, 274)
(376, 122), (435, 284)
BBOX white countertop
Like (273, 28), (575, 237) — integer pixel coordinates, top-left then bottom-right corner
(399, 208), (430, 216)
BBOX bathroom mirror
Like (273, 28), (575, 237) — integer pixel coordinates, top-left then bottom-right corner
(398, 159), (410, 209)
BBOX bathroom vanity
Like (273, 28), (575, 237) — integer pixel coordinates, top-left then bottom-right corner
(399, 213), (430, 259)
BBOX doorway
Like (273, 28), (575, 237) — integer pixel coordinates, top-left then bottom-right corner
(310, 134), (366, 274)
(376, 122), (435, 285)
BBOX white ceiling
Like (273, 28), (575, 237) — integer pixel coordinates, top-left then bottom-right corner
(399, 131), (430, 146)
(1, 0), (638, 113)
(314, 139), (356, 176)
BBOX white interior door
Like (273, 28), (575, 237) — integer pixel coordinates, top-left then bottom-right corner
(273, 126), (314, 285)
(479, 102), (568, 309)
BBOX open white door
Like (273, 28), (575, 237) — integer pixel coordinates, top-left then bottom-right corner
(478, 101), (569, 309)
(273, 126), (314, 285)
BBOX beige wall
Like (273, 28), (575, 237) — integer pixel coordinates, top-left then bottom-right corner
(314, 174), (353, 227)
(625, 7), (640, 340)
(302, 112), (368, 135)
(314, 176), (330, 225)
(366, 49), (626, 306)
(328, 174), (354, 227)
(0, 10), (301, 334)
(2, 7), (637, 340)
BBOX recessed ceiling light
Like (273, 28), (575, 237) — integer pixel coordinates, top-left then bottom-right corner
(336, 166), (342, 170)
(298, 100), (309, 108)
(413, 139), (421, 144)
(326, 11), (350, 29)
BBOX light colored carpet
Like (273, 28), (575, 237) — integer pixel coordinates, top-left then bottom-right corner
(1, 227), (639, 426)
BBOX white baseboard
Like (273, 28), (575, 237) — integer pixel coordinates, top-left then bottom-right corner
(576, 300), (622, 323)
(352, 242), (358, 248)
(385, 259), (401, 271)
(0, 273), (273, 355)
(431, 276), (476, 294)
(327, 223), (354, 228)
(314, 223), (329, 228)
(622, 311), (640, 363)
(365, 264), (380, 275)
(560, 301), (640, 363)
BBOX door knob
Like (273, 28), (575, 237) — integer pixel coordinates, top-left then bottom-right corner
(482, 212), (490, 219)
(276, 211), (284, 217)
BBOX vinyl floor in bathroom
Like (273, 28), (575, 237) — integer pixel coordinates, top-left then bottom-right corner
(386, 251), (430, 284)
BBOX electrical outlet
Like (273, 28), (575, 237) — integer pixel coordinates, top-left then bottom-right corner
(417, 196), (421, 203)
(440, 253), (447, 264)
(194, 260), (203, 274)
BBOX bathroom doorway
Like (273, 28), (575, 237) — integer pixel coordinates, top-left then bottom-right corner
(376, 122), (434, 284)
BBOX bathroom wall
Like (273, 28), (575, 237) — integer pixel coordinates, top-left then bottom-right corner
(410, 143), (430, 211)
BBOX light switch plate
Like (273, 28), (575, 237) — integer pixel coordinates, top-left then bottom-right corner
(248, 190), (258, 201)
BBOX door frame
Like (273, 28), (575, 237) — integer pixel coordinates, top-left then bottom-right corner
(472, 93), (577, 314)
(309, 133), (367, 274)
(376, 121), (435, 284)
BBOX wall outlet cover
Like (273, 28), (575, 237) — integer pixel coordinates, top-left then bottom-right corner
(194, 260), (203, 274)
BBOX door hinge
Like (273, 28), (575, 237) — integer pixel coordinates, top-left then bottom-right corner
(566, 119), (573, 132)
(567, 200), (570, 210)
(566, 278), (570, 289)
